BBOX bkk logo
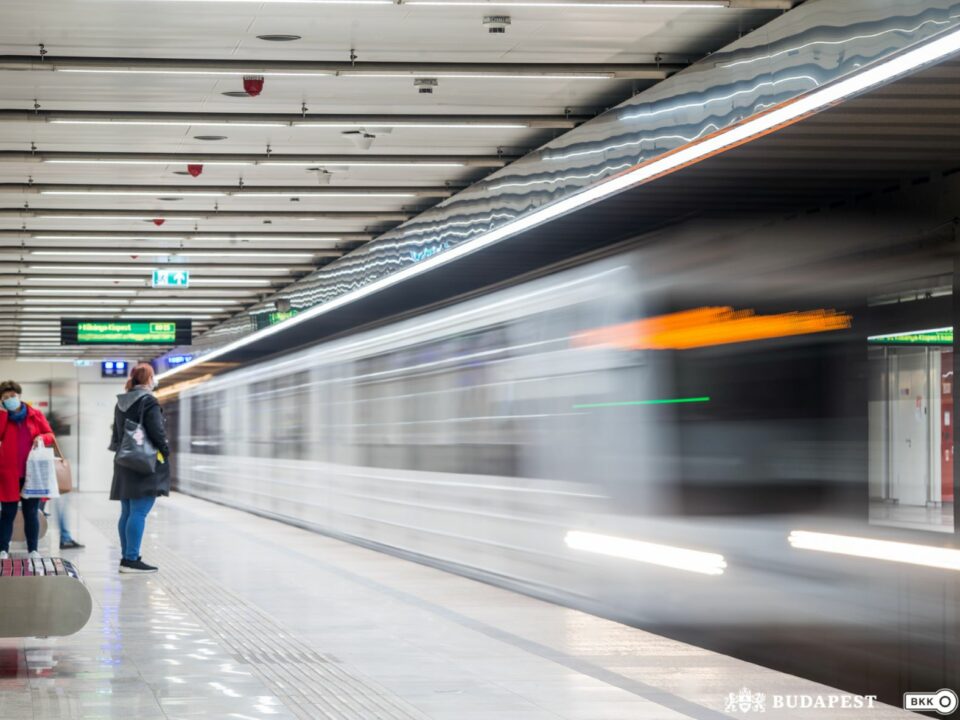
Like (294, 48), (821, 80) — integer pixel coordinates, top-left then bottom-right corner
(724, 687), (878, 713)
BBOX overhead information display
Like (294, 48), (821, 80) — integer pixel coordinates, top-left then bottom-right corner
(61, 319), (192, 346)
(867, 327), (953, 345)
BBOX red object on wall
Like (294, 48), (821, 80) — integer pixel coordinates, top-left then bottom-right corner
(187, 164), (203, 177)
(243, 75), (264, 97)
(942, 351), (954, 502)
(152, 218), (165, 226)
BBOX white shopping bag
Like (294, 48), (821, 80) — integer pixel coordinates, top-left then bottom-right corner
(23, 445), (60, 499)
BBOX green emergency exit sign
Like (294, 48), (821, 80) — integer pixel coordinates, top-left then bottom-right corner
(76, 321), (177, 344)
(152, 269), (190, 288)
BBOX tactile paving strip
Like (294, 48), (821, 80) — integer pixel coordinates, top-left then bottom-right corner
(149, 546), (431, 720)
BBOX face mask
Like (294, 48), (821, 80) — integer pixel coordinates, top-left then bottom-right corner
(2, 396), (20, 412)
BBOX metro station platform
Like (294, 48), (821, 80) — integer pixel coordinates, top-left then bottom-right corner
(0, 493), (917, 720)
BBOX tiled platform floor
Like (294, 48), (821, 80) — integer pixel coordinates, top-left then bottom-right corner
(0, 492), (915, 720)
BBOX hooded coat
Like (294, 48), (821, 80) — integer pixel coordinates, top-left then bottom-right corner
(0, 404), (54, 502)
(109, 388), (171, 501)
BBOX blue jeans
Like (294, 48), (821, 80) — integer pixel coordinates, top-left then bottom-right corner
(118, 497), (155, 561)
(55, 496), (72, 543)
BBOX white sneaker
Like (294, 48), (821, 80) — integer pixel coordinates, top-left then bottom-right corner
(28, 551), (40, 560)
(0, 551), (8, 560)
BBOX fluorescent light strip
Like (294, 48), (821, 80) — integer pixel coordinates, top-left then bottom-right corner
(56, 71), (611, 81)
(408, 0), (722, 5)
(47, 119), (290, 127)
(119, 314), (217, 319)
(190, 279), (272, 285)
(867, 326), (951, 341)
(119, 0), (716, 5)
(23, 298), (131, 304)
(564, 531), (726, 575)
(29, 251), (313, 258)
(262, 161), (464, 168)
(160, 25), (960, 381)
(788, 531), (960, 572)
(22, 289), (136, 295)
(35, 215), (202, 221)
(40, 191), (226, 197)
(129, 299), (239, 305)
(24, 276), (144, 283)
(354, 73), (612, 79)
(44, 160), (253, 166)
(43, 159), (462, 168)
(45, 119), (527, 130)
(32, 235), (340, 242)
(23, 276), (269, 286)
(230, 192), (415, 198)
(31, 265), (294, 272)
(294, 122), (527, 129)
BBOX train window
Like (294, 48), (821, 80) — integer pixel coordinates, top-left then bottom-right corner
(272, 371), (310, 460)
(189, 390), (224, 456)
(247, 380), (275, 458)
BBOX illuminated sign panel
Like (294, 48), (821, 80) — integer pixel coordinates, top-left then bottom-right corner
(61, 319), (192, 346)
(152, 269), (190, 288)
(867, 327), (953, 346)
(252, 309), (300, 330)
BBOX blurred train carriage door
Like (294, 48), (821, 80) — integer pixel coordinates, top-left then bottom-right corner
(272, 372), (310, 461)
(524, 255), (674, 510)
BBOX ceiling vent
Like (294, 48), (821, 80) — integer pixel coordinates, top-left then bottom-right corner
(342, 130), (375, 151)
(256, 34), (301, 42)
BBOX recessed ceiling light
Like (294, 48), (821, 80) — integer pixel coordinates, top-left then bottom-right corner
(256, 34), (302, 42)
(221, 91), (252, 98)
(193, 135), (228, 141)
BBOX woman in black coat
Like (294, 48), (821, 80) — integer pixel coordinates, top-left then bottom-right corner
(109, 363), (170, 574)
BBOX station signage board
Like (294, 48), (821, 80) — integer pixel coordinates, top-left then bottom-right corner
(152, 269), (190, 288)
(867, 327), (953, 346)
(60, 319), (192, 346)
(252, 309), (299, 330)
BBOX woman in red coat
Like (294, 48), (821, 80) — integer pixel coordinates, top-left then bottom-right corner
(0, 380), (54, 559)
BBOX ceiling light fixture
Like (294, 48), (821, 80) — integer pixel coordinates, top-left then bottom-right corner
(58, 69), (334, 78)
(157, 24), (960, 382)
(29, 250), (315, 258)
(256, 34), (303, 41)
(33, 215), (203, 220)
(49, 119), (285, 128)
(30, 234), (342, 242)
(31, 265), (297, 272)
(22, 289), (136, 295)
(25, 277), (146, 283)
(129, 299), (239, 305)
(44, 160), (254, 166)
(40, 191), (227, 197)
(39, 119), (529, 130)
(405, 0), (725, 5)
(235, 191), (415, 198)
(299, 121), (526, 129)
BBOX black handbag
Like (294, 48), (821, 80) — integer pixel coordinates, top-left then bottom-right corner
(115, 400), (158, 474)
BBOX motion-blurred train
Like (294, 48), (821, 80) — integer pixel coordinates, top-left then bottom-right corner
(169, 215), (960, 703)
